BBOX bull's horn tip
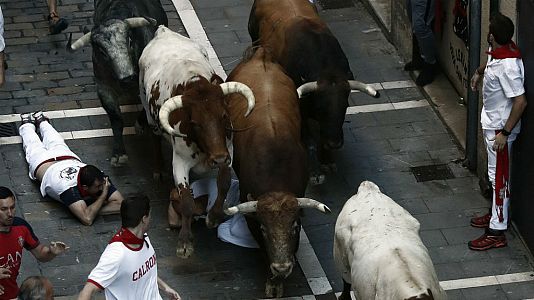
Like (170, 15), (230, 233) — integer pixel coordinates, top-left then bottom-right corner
(224, 207), (238, 215)
(374, 91), (381, 98)
(322, 205), (332, 214)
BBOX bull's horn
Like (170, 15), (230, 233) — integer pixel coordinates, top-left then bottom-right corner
(219, 82), (256, 117)
(224, 201), (258, 216)
(348, 80), (380, 98)
(124, 17), (157, 28)
(296, 82), (318, 98)
(67, 32), (91, 52)
(158, 96), (187, 137)
(296, 198), (331, 214)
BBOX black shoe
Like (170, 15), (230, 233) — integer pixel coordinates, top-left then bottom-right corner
(48, 14), (69, 35)
(20, 113), (34, 125)
(32, 111), (49, 127)
(404, 59), (424, 71)
(415, 62), (437, 86)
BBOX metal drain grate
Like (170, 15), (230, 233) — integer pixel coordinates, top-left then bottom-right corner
(0, 123), (17, 137)
(317, 0), (354, 10)
(410, 164), (455, 182)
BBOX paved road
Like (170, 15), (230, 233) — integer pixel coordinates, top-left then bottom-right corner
(0, 0), (533, 299)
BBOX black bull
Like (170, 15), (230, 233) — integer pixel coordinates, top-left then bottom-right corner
(67, 0), (168, 166)
(248, 0), (379, 185)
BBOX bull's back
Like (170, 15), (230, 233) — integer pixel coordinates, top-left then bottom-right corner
(226, 48), (307, 195)
(94, 0), (168, 25)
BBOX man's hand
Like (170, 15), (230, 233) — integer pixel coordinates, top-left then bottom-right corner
(102, 177), (110, 195)
(0, 268), (10, 279)
(163, 286), (181, 300)
(491, 133), (508, 152)
(470, 72), (482, 91)
(50, 241), (69, 255)
(0, 283), (4, 295)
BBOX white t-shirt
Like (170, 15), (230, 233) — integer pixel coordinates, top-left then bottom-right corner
(40, 159), (87, 200)
(88, 237), (162, 300)
(481, 55), (525, 132)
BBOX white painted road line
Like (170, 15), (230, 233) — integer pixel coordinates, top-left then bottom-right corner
(296, 230), (333, 295)
(0, 104), (143, 124)
(171, 0), (227, 80)
(0, 127), (137, 146)
(345, 99), (428, 114)
(439, 271), (534, 291)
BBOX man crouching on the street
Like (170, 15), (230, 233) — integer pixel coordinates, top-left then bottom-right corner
(18, 111), (123, 226)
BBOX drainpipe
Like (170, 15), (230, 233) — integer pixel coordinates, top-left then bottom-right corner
(466, 0), (482, 171)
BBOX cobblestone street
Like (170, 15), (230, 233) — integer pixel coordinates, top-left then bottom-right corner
(0, 0), (533, 299)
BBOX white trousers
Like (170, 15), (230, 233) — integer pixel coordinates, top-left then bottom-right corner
(484, 129), (516, 231)
(19, 121), (80, 180)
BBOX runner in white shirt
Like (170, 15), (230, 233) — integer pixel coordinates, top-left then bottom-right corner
(78, 195), (180, 300)
(468, 13), (527, 251)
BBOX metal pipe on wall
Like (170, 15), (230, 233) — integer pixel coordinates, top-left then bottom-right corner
(466, 0), (482, 171)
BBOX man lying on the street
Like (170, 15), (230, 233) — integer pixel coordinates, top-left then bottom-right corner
(18, 111), (124, 226)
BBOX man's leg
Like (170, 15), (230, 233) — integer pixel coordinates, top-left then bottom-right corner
(468, 130), (510, 250)
(38, 119), (80, 160)
(19, 122), (50, 180)
(47, 0), (68, 35)
(410, 0), (437, 86)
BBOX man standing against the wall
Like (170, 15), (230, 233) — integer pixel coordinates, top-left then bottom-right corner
(469, 12), (527, 251)
(404, 0), (439, 86)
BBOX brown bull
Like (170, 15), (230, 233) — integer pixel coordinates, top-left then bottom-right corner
(224, 47), (331, 298)
(249, 0), (379, 185)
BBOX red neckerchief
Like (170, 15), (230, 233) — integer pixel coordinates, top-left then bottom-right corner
(494, 130), (510, 223)
(109, 227), (145, 246)
(76, 166), (90, 198)
(487, 42), (522, 59)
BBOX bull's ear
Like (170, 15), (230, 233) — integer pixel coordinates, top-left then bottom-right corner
(247, 193), (255, 201)
(210, 74), (224, 85)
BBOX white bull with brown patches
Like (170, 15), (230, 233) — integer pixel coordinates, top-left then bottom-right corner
(139, 25), (255, 258)
(334, 181), (447, 300)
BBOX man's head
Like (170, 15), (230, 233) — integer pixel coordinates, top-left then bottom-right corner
(0, 186), (16, 229)
(121, 195), (151, 231)
(489, 13), (514, 45)
(79, 165), (105, 197)
(18, 276), (54, 300)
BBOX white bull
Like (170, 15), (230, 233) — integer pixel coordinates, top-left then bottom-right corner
(138, 25), (255, 258)
(334, 181), (447, 300)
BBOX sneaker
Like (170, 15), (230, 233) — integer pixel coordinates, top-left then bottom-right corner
(468, 230), (507, 251)
(32, 111), (49, 127)
(48, 13), (69, 35)
(470, 213), (491, 228)
(20, 113), (34, 125)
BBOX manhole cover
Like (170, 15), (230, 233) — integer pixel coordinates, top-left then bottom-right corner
(410, 164), (455, 182)
(0, 123), (17, 137)
(317, 0), (354, 9)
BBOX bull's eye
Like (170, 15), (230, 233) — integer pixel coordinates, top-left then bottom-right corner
(293, 222), (300, 233)
(260, 225), (266, 234)
(190, 120), (202, 130)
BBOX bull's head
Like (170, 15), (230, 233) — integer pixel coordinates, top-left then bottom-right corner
(297, 78), (379, 150)
(159, 77), (255, 168)
(225, 192), (331, 279)
(67, 17), (156, 82)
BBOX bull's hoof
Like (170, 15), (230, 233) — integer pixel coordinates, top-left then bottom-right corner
(309, 173), (326, 186)
(265, 281), (283, 298)
(176, 240), (194, 259)
(320, 163), (337, 173)
(153, 172), (162, 181)
(134, 120), (145, 135)
(205, 210), (225, 229)
(110, 154), (128, 167)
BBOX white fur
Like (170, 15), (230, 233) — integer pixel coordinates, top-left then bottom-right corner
(138, 25), (231, 187)
(333, 181), (447, 300)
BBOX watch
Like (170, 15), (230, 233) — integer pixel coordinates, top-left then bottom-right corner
(501, 129), (511, 136)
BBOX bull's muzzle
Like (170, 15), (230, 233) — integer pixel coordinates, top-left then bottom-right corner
(270, 262), (293, 278)
(209, 154), (231, 168)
